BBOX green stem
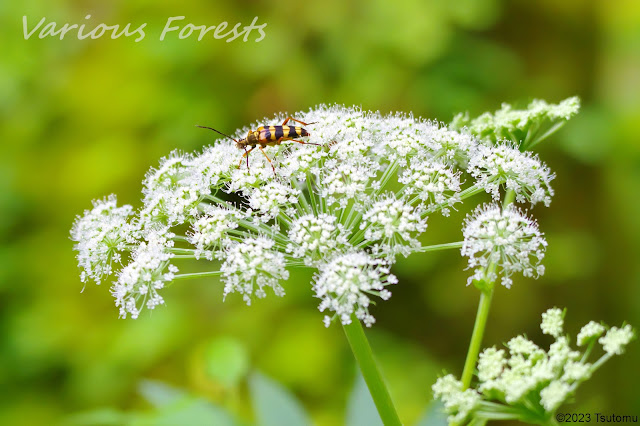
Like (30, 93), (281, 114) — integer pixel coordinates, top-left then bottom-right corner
(415, 241), (463, 253)
(306, 173), (319, 215)
(171, 235), (191, 242)
(502, 189), (516, 207)
(461, 288), (493, 389)
(457, 184), (486, 202)
(342, 320), (402, 426)
(173, 271), (222, 280)
(526, 121), (565, 151)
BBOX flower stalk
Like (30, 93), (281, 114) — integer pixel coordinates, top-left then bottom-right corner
(461, 288), (493, 389)
(343, 319), (402, 426)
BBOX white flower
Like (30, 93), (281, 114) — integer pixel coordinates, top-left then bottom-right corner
(112, 230), (177, 319)
(548, 337), (581, 369)
(317, 157), (378, 208)
(286, 214), (350, 265)
(428, 127), (479, 167)
(477, 347), (506, 382)
(467, 143), (555, 206)
(313, 252), (398, 327)
(541, 308), (564, 338)
(70, 195), (137, 285)
(562, 360), (592, 382)
(432, 375), (480, 424)
(399, 159), (462, 215)
(540, 381), (571, 412)
(70, 104), (569, 325)
(507, 336), (542, 357)
(462, 204), (547, 288)
(359, 193), (427, 257)
(219, 236), (289, 305)
(140, 151), (222, 228)
(434, 308), (635, 422)
(599, 324), (635, 355)
(246, 181), (300, 220)
(577, 321), (606, 346)
(188, 206), (240, 259)
(277, 144), (327, 180)
(189, 143), (239, 187)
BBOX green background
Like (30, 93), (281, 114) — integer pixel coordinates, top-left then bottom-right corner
(1, 0), (639, 424)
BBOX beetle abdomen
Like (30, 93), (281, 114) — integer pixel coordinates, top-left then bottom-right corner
(258, 126), (307, 143)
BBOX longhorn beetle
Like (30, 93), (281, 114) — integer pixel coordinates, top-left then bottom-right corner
(197, 117), (320, 174)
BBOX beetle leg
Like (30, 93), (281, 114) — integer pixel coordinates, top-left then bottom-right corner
(238, 146), (255, 170)
(290, 139), (321, 146)
(258, 146), (276, 175)
(271, 137), (285, 163)
(281, 116), (317, 127)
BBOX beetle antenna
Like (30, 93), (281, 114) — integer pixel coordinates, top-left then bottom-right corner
(196, 125), (239, 143)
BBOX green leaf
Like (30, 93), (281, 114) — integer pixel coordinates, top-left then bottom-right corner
(135, 380), (239, 426)
(204, 336), (250, 388)
(414, 401), (448, 426)
(346, 373), (383, 426)
(144, 397), (237, 426)
(249, 371), (311, 426)
(138, 379), (186, 408)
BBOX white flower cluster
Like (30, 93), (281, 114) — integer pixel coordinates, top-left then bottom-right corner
(399, 159), (462, 215)
(219, 236), (289, 305)
(112, 231), (178, 319)
(71, 103), (570, 324)
(432, 374), (480, 424)
(141, 153), (212, 227)
(188, 206), (240, 259)
(359, 194), (427, 257)
(462, 204), (547, 288)
(576, 321), (606, 346)
(432, 308), (636, 423)
(247, 181), (300, 220)
(468, 143), (555, 206)
(313, 252), (397, 327)
(599, 324), (635, 355)
(318, 157), (379, 208)
(286, 214), (349, 265)
(70, 195), (135, 285)
(541, 307), (565, 338)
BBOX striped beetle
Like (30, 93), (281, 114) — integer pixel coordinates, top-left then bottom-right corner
(197, 117), (319, 174)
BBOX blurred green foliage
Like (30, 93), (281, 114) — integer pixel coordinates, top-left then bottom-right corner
(1, 0), (639, 424)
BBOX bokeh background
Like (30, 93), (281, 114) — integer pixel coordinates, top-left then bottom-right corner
(1, 0), (639, 424)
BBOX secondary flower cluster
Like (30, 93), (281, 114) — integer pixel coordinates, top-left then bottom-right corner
(451, 97), (580, 149)
(71, 101), (574, 325)
(432, 308), (636, 424)
(462, 204), (547, 289)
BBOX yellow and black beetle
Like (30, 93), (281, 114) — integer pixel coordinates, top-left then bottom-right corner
(197, 117), (319, 174)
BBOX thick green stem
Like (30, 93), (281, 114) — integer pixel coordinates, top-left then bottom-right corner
(343, 320), (402, 426)
(461, 288), (493, 389)
(502, 189), (516, 207)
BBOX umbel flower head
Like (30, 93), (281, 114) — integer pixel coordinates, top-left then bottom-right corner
(314, 252), (397, 327)
(462, 203), (547, 289)
(432, 308), (636, 424)
(70, 102), (572, 325)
